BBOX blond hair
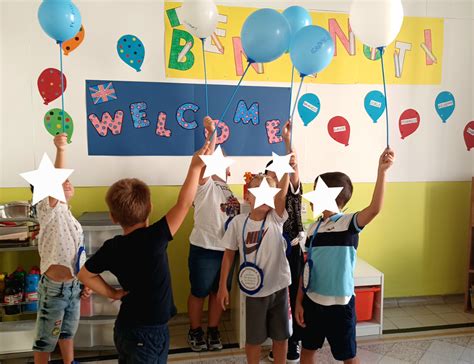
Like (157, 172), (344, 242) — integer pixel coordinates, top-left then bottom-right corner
(106, 178), (151, 227)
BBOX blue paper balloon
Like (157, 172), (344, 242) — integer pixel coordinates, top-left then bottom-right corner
(435, 91), (455, 123)
(364, 91), (386, 123)
(241, 8), (291, 63)
(290, 26), (335, 76)
(117, 35), (145, 72)
(38, 0), (82, 42)
(297, 93), (320, 126)
(283, 6), (312, 41)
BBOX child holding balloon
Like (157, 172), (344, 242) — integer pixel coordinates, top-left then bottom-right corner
(295, 148), (395, 364)
(217, 171), (291, 364)
(187, 117), (240, 352)
(32, 134), (91, 364)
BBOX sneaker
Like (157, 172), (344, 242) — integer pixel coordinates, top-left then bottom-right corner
(207, 326), (223, 351)
(268, 350), (275, 362)
(287, 341), (300, 363)
(187, 327), (208, 352)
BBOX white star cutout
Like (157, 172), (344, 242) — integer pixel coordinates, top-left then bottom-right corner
(20, 153), (74, 205)
(302, 177), (343, 218)
(266, 152), (294, 180)
(200, 145), (235, 180)
(248, 177), (281, 209)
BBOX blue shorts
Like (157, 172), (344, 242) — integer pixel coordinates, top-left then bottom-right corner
(301, 295), (357, 361)
(188, 244), (234, 298)
(114, 321), (169, 364)
(33, 275), (81, 352)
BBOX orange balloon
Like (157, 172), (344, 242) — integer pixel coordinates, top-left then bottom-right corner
(62, 25), (85, 55)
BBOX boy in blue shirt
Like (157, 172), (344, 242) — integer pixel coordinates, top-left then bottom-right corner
(295, 148), (394, 364)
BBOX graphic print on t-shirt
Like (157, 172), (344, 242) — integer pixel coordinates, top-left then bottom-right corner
(244, 228), (269, 255)
(217, 183), (241, 230)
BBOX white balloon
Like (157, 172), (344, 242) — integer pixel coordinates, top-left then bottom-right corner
(349, 0), (404, 48)
(180, 0), (219, 39)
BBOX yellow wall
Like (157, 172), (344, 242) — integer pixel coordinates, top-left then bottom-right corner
(0, 181), (470, 312)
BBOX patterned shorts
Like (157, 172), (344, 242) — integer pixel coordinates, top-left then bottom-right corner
(32, 275), (81, 352)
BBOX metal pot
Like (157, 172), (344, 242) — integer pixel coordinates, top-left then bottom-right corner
(0, 202), (33, 219)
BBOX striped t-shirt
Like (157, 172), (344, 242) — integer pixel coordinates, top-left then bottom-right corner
(306, 213), (363, 304)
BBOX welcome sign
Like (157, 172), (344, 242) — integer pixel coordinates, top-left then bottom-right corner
(86, 80), (288, 156)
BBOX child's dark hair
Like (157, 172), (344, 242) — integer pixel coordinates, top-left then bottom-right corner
(30, 184), (34, 193)
(315, 172), (353, 208)
(264, 160), (273, 174)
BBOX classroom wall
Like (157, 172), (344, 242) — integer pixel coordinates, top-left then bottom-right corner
(0, 0), (473, 312)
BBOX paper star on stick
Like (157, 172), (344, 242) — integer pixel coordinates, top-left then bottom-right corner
(20, 153), (74, 205)
(302, 177), (343, 218)
(266, 152), (294, 180)
(248, 177), (281, 209)
(200, 145), (235, 180)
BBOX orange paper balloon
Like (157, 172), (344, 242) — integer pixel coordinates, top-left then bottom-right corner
(62, 25), (85, 55)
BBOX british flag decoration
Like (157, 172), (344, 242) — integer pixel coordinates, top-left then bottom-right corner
(89, 82), (117, 105)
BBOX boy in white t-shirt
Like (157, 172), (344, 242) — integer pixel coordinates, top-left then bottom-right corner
(187, 117), (241, 352)
(217, 171), (291, 364)
(32, 134), (91, 364)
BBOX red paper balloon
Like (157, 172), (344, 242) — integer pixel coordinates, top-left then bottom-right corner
(399, 109), (420, 139)
(327, 116), (350, 146)
(464, 121), (474, 151)
(37, 68), (67, 105)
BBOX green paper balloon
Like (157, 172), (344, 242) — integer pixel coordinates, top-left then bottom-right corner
(44, 108), (74, 143)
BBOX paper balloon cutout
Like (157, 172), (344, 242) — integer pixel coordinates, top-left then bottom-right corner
(435, 91), (455, 123)
(297, 93), (320, 126)
(117, 35), (145, 72)
(399, 109), (420, 139)
(364, 90), (386, 123)
(62, 25), (85, 55)
(37, 68), (67, 105)
(44, 109), (74, 143)
(328, 116), (350, 146)
(464, 121), (474, 151)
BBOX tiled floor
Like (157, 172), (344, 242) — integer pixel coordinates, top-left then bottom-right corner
(383, 302), (474, 331)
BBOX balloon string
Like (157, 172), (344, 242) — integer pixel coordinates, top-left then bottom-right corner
(289, 76), (305, 149)
(289, 65), (295, 119)
(379, 47), (390, 148)
(201, 38), (209, 117)
(59, 41), (65, 133)
(211, 62), (252, 140)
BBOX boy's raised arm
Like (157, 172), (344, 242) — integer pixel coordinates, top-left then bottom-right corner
(199, 116), (217, 186)
(356, 148), (395, 227)
(166, 140), (211, 236)
(282, 121), (300, 190)
(48, 133), (68, 207)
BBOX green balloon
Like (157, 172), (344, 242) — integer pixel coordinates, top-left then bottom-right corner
(44, 108), (74, 143)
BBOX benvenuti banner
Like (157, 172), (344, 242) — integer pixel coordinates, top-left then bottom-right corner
(164, 2), (444, 85)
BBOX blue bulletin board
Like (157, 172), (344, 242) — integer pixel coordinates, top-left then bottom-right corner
(86, 80), (290, 156)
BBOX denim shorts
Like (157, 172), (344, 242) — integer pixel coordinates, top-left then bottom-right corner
(114, 321), (170, 364)
(188, 244), (234, 298)
(32, 275), (81, 352)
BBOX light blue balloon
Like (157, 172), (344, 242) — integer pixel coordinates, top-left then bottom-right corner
(364, 91), (386, 123)
(38, 0), (82, 42)
(290, 26), (334, 76)
(117, 35), (145, 72)
(435, 91), (455, 123)
(283, 6), (312, 40)
(297, 93), (320, 126)
(241, 8), (291, 63)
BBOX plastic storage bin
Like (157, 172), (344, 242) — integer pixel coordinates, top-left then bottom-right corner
(80, 293), (121, 317)
(74, 319), (115, 348)
(0, 321), (36, 354)
(355, 286), (380, 322)
(78, 212), (122, 255)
